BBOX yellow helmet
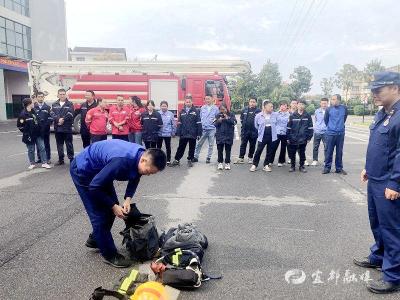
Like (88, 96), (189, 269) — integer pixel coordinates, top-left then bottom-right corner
(131, 281), (168, 300)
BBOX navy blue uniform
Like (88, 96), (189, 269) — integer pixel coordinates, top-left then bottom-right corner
(34, 102), (52, 161)
(70, 140), (145, 259)
(141, 110), (163, 148)
(80, 100), (98, 148)
(366, 100), (400, 284)
(239, 107), (261, 159)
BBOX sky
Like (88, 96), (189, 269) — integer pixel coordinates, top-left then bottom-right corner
(65, 0), (400, 94)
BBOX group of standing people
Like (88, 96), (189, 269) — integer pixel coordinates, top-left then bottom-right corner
(237, 95), (348, 174)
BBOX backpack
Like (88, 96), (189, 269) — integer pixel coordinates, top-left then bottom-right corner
(120, 205), (159, 261)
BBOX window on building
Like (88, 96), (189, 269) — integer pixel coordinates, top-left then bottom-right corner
(0, 17), (32, 60)
(1, 0), (30, 17)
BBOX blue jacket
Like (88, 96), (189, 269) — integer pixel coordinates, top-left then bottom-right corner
(34, 102), (52, 135)
(199, 105), (219, 130)
(176, 106), (202, 139)
(254, 112), (278, 143)
(314, 108), (327, 134)
(159, 110), (176, 137)
(276, 111), (290, 135)
(51, 99), (74, 133)
(324, 105), (348, 135)
(240, 107), (261, 138)
(74, 140), (145, 207)
(366, 100), (400, 191)
(215, 112), (237, 144)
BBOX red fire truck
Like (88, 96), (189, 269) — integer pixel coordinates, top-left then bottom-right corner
(28, 60), (250, 132)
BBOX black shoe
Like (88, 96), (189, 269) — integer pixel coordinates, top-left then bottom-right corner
(353, 257), (381, 269)
(187, 160), (193, 167)
(55, 160), (65, 166)
(299, 167), (307, 173)
(336, 169), (347, 175)
(289, 167), (295, 172)
(103, 253), (132, 268)
(35, 160), (42, 164)
(367, 279), (400, 294)
(85, 234), (98, 249)
(170, 160), (180, 167)
(322, 169), (330, 174)
(206, 158), (211, 164)
(192, 158), (198, 163)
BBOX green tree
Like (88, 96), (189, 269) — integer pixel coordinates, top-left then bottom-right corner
(257, 60), (281, 99)
(270, 84), (295, 103)
(320, 77), (335, 97)
(335, 64), (360, 103)
(289, 66), (312, 99)
(228, 71), (258, 108)
(362, 59), (386, 83)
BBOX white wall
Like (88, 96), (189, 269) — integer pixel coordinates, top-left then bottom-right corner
(4, 70), (29, 102)
(29, 0), (67, 61)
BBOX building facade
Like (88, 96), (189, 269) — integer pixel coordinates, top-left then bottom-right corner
(0, 0), (67, 121)
(68, 47), (127, 62)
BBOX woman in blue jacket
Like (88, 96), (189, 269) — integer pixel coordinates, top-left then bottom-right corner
(250, 100), (278, 172)
(215, 104), (237, 170)
(157, 101), (176, 165)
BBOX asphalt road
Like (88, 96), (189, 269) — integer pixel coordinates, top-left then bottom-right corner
(0, 117), (397, 300)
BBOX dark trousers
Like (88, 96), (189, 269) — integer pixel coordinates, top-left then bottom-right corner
(36, 133), (51, 161)
(81, 133), (91, 148)
(252, 129), (274, 167)
(368, 180), (400, 284)
(271, 134), (288, 164)
(70, 159), (117, 260)
(91, 134), (107, 144)
(157, 137), (172, 162)
(55, 132), (74, 162)
(324, 133), (345, 171)
(112, 134), (129, 141)
(288, 143), (307, 168)
(175, 138), (196, 161)
(144, 141), (157, 149)
(239, 133), (257, 159)
(217, 143), (232, 163)
(312, 133), (327, 161)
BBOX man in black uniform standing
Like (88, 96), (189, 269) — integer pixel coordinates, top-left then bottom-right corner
(51, 89), (75, 165)
(353, 72), (400, 294)
(80, 90), (97, 148)
(34, 92), (52, 163)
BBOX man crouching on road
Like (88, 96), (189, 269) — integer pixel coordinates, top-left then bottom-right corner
(70, 139), (166, 267)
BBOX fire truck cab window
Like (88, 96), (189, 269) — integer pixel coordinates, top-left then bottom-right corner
(205, 80), (224, 99)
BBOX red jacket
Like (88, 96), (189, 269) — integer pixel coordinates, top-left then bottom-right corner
(85, 106), (108, 135)
(109, 105), (130, 135)
(129, 106), (146, 133)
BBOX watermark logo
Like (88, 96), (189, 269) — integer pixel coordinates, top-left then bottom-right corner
(285, 269), (307, 285)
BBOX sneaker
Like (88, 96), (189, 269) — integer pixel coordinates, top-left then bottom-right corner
(166, 161), (171, 166)
(277, 163), (283, 167)
(289, 167), (295, 172)
(224, 163), (231, 170)
(103, 253), (132, 268)
(299, 166), (307, 173)
(234, 158), (245, 164)
(28, 164), (35, 170)
(311, 161), (318, 166)
(206, 158), (211, 164)
(322, 169), (330, 174)
(367, 279), (400, 294)
(41, 163), (52, 169)
(304, 161), (310, 166)
(249, 165), (257, 172)
(287, 160), (292, 165)
(263, 165), (272, 172)
(85, 233), (98, 249)
(192, 157), (199, 163)
(218, 163), (224, 170)
(187, 160), (193, 167)
(170, 160), (180, 167)
(248, 158), (253, 164)
(55, 160), (65, 166)
(353, 257), (381, 270)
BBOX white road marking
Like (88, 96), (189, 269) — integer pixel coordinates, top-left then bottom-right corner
(234, 124), (240, 140)
(0, 130), (18, 134)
